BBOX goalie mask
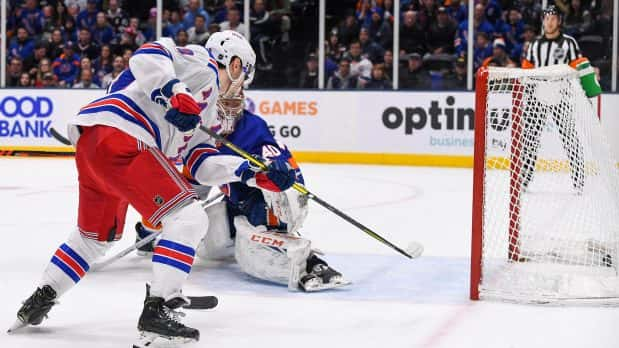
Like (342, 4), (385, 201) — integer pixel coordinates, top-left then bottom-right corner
(205, 30), (256, 135)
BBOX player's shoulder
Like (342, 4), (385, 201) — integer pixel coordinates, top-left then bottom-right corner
(183, 44), (210, 57)
(150, 37), (175, 51)
(561, 33), (579, 43)
(149, 39), (208, 60)
(174, 44), (218, 68)
(232, 110), (273, 141)
(240, 110), (269, 130)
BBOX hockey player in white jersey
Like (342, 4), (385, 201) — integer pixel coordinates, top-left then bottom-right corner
(135, 32), (349, 291)
(9, 32), (282, 346)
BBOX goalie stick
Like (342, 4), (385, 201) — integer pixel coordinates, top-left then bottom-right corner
(198, 125), (422, 260)
(91, 192), (225, 271)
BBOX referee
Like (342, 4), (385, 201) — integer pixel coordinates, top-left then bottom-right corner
(522, 6), (581, 68)
(518, 5), (584, 192)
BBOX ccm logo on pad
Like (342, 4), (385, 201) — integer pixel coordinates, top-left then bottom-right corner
(250, 234), (285, 248)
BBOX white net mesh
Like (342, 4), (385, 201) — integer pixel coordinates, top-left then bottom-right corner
(479, 65), (619, 304)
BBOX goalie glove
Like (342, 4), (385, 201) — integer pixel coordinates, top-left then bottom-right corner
(262, 189), (309, 233)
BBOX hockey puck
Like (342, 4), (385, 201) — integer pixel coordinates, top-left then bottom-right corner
(406, 242), (424, 259)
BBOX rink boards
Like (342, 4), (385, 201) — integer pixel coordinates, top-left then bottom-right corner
(0, 88), (617, 166)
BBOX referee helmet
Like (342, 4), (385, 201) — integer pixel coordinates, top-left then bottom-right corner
(542, 5), (563, 23)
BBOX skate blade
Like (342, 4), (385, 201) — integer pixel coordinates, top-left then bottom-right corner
(134, 330), (198, 347)
(7, 319), (27, 334)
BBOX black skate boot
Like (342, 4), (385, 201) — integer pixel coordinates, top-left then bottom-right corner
(135, 222), (156, 256)
(134, 286), (199, 347)
(299, 255), (350, 292)
(8, 285), (58, 333)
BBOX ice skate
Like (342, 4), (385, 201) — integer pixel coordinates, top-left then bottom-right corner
(8, 285), (58, 333)
(299, 256), (350, 292)
(134, 286), (199, 347)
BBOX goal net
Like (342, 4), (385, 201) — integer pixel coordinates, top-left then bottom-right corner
(470, 65), (619, 304)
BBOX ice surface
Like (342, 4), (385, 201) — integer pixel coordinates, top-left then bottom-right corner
(1, 158), (617, 347)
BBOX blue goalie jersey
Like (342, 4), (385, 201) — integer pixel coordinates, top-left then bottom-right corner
(184, 110), (304, 232)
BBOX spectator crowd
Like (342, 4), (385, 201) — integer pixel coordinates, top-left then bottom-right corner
(319, 0), (613, 90)
(3, 0), (615, 90)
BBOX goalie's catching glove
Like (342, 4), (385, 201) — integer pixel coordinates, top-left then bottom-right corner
(236, 158), (296, 192)
(160, 79), (202, 132)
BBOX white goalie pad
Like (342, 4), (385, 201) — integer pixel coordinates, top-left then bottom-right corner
(262, 187), (309, 233)
(233, 215), (311, 289)
(196, 201), (235, 260)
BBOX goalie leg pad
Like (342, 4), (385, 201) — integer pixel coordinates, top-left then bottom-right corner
(196, 201), (235, 261)
(233, 216), (311, 288)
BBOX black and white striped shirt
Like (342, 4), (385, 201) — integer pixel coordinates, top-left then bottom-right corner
(524, 33), (581, 67)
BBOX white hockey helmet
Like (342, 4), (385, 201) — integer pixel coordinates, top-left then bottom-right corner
(206, 31), (256, 135)
(205, 30), (256, 86)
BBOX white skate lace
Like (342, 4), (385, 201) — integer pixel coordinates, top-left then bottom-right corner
(163, 307), (186, 325)
(311, 264), (328, 275)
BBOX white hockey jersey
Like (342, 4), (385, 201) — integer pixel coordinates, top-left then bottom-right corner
(67, 38), (220, 160)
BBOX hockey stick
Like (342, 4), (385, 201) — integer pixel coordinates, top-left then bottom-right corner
(50, 127), (72, 145)
(91, 230), (162, 272)
(198, 125), (417, 259)
(91, 192), (225, 271)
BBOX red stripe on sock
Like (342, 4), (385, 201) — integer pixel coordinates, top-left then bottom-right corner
(55, 249), (86, 277)
(154, 246), (194, 265)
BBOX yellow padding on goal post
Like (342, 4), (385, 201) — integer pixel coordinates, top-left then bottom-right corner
(0, 146), (75, 153)
(486, 156), (605, 175)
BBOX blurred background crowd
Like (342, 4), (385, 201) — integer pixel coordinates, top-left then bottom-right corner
(4, 0), (615, 90)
